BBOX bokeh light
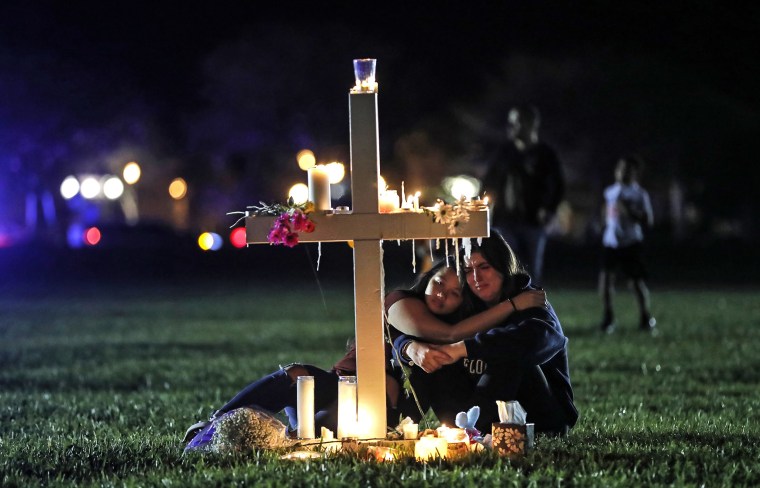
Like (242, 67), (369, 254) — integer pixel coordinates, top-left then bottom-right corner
(169, 177), (188, 200)
(198, 232), (223, 251)
(123, 162), (141, 184)
(230, 227), (247, 248)
(84, 226), (101, 246)
(326, 162), (345, 184)
(60, 176), (80, 200)
(103, 176), (124, 200)
(80, 177), (101, 199)
(288, 183), (309, 204)
(297, 149), (316, 170)
(443, 175), (481, 200)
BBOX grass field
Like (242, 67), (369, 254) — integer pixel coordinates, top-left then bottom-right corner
(1, 279), (759, 487)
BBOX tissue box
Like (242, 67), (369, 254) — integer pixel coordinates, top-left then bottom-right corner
(492, 422), (534, 457)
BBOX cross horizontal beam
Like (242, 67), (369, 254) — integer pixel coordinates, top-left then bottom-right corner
(245, 209), (489, 244)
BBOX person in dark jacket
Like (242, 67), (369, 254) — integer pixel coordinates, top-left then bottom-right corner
(394, 232), (578, 435)
(482, 105), (565, 284)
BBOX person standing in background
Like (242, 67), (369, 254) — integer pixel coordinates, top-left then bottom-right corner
(598, 155), (656, 333)
(483, 104), (565, 285)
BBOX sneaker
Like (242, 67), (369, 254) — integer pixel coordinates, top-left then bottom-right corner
(640, 315), (657, 331)
(600, 320), (616, 334)
(182, 420), (209, 443)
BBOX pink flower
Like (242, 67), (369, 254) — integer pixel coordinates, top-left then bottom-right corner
(266, 209), (315, 246)
(275, 214), (291, 228)
(301, 219), (315, 233)
(283, 232), (299, 247)
(290, 211), (310, 232)
(267, 224), (289, 244)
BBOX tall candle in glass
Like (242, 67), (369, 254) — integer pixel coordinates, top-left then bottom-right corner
(337, 375), (358, 439)
(296, 376), (315, 439)
(308, 165), (331, 210)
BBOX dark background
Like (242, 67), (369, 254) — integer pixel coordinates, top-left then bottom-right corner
(1, 1), (758, 287)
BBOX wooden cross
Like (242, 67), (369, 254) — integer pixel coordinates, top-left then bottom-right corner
(246, 90), (489, 439)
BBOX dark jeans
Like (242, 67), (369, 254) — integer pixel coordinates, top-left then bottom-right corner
(217, 364), (339, 432)
(416, 361), (570, 436)
(216, 364), (415, 433)
(497, 223), (547, 285)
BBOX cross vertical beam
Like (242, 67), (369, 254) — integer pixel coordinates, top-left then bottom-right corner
(348, 92), (387, 439)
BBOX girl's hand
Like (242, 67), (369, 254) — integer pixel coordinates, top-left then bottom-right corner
(407, 341), (453, 373)
(511, 289), (547, 311)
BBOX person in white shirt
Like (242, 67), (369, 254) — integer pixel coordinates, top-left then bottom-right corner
(599, 155), (655, 333)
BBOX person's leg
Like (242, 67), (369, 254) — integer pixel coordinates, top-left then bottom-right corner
(472, 364), (569, 435)
(599, 247), (616, 333)
(183, 366), (298, 442)
(623, 244), (656, 331)
(425, 366), (477, 428)
(599, 270), (616, 332)
(633, 278), (656, 330)
(522, 225), (547, 285)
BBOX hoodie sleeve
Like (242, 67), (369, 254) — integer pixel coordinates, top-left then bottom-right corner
(462, 306), (567, 366)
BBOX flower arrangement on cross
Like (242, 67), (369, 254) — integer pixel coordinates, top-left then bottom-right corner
(244, 198), (317, 247)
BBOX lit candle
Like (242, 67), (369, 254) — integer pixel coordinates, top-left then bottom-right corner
(296, 376), (315, 439)
(308, 165), (331, 210)
(413, 191), (420, 211)
(321, 426), (334, 441)
(439, 426), (467, 444)
(337, 376), (358, 439)
(378, 190), (400, 213)
(402, 423), (419, 440)
(414, 435), (448, 461)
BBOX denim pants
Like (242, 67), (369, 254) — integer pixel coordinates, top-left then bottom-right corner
(216, 364), (339, 432)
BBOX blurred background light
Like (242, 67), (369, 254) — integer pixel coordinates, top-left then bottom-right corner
(169, 177), (188, 200)
(326, 162), (345, 184)
(123, 162), (141, 185)
(60, 176), (80, 200)
(102, 176), (125, 200)
(66, 224), (84, 248)
(230, 227), (247, 248)
(84, 226), (101, 246)
(198, 232), (222, 251)
(297, 149), (316, 170)
(443, 175), (481, 200)
(288, 183), (309, 204)
(80, 177), (101, 199)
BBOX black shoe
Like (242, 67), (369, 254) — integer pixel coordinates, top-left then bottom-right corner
(640, 315), (656, 331)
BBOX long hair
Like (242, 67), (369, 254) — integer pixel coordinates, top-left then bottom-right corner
(460, 231), (528, 309)
(403, 258), (470, 322)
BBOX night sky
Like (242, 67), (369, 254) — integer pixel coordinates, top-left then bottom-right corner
(1, 1), (758, 239)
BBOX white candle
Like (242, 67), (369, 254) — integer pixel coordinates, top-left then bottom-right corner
(321, 426), (334, 440)
(337, 375), (358, 439)
(413, 191), (420, 211)
(296, 376), (315, 439)
(402, 423), (419, 440)
(414, 435), (448, 461)
(378, 190), (400, 213)
(308, 165), (331, 210)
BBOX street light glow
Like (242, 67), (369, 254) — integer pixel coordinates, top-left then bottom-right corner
(60, 176), (80, 200)
(123, 162), (141, 184)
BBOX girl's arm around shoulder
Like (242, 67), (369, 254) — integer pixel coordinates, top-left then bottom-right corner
(388, 291), (546, 343)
